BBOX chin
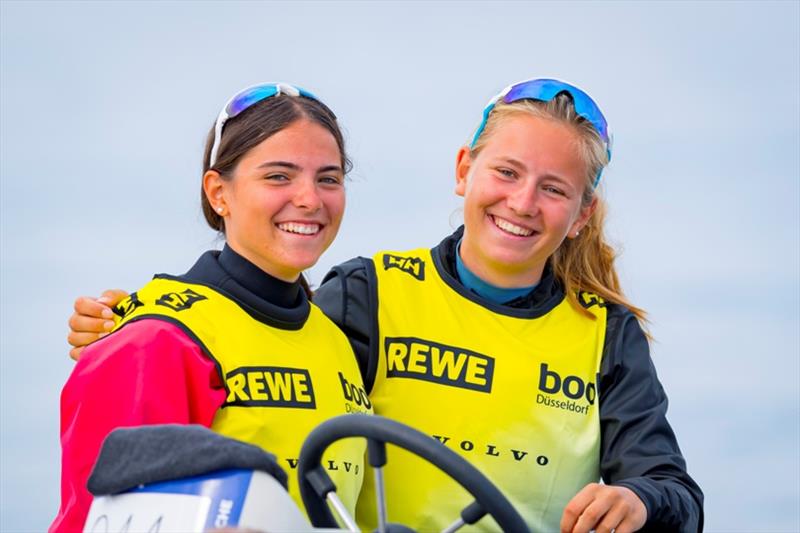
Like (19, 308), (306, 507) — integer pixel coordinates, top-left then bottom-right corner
(489, 249), (547, 275)
(288, 255), (323, 274)
(284, 241), (330, 264)
(484, 243), (530, 264)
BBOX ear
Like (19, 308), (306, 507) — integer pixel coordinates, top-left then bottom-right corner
(454, 146), (472, 197)
(569, 196), (598, 238)
(203, 170), (228, 214)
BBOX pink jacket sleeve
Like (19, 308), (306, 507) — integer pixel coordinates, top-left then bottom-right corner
(50, 319), (227, 533)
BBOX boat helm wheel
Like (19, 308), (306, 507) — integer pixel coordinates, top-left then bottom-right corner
(297, 414), (530, 533)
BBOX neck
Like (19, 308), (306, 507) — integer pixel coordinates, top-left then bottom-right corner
(224, 241), (301, 283)
(455, 240), (537, 303)
(458, 237), (545, 289)
(219, 244), (302, 308)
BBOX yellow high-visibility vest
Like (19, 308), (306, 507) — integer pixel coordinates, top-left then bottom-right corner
(113, 276), (371, 515)
(357, 248), (606, 531)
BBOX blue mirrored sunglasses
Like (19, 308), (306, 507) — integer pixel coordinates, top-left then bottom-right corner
(209, 82), (320, 168)
(470, 78), (612, 187)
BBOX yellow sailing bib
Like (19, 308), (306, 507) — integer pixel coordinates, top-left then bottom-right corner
(112, 276), (371, 515)
(358, 249), (606, 531)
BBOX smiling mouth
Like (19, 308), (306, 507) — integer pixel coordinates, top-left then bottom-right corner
(490, 215), (536, 237)
(277, 222), (322, 236)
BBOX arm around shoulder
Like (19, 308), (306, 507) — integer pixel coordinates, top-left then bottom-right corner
(598, 306), (704, 532)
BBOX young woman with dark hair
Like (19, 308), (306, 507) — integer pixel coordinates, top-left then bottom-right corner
(52, 84), (370, 531)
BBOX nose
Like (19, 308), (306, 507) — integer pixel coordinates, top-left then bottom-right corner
(293, 176), (322, 212)
(506, 180), (539, 216)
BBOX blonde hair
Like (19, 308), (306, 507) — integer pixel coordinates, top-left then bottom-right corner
(471, 95), (648, 326)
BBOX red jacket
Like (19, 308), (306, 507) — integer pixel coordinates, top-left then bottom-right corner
(50, 320), (226, 532)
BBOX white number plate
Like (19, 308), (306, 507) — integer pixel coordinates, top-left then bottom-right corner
(83, 492), (211, 533)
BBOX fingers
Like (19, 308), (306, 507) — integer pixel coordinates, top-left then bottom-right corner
(572, 487), (615, 533)
(614, 513), (646, 533)
(593, 495), (643, 533)
(69, 309), (115, 334)
(98, 289), (129, 307)
(67, 329), (108, 348)
(561, 483), (600, 533)
(593, 497), (627, 533)
(603, 486), (647, 533)
(67, 291), (125, 357)
(69, 346), (84, 362)
(74, 296), (115, 320)
(561, 484), (647, 533)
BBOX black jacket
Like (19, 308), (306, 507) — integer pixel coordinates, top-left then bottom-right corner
(315, 227), (704, 532)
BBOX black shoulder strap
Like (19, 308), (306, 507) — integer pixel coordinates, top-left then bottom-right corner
(361, 256), (380, 394)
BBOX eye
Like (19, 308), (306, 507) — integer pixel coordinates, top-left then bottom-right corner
(318, 175), (343, 186)
(264, 173), (289, 182)
(495, 167), (517, 179)
(543, 185), (566, 196)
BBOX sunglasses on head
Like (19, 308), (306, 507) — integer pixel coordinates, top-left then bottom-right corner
(470, 78), (612, 187)
(208, 82), (321, 168)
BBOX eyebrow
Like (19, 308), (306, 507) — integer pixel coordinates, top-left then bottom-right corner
(257, 161), (343, 173)
(493, 156), (573, 186)
(495, 157), (527, 171)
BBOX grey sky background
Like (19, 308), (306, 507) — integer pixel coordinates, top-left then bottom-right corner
(1, 1), (798, 531)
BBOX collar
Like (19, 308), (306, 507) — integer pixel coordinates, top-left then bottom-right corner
(217, 245), (301, 308)
(170, 244), (310, 330)
(431, 226), (565, 319)
(455, 237), (537, 304)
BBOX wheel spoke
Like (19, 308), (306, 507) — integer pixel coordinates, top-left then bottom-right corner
(368, 439), (389, 533)
(374, 465), (388, 532)
(326, 492), (359, 532)
(440, 517), (466, 533)
(441, 501), (487, 533)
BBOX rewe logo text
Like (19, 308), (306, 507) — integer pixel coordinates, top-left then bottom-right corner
(385, 337), (494, 393)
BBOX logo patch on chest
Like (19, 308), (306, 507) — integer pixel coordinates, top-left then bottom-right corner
(155, 288), (208, 311)
(224, 366), (316, 408)
(384, 337), (494, 392)
(383, 254), (425, 280)
(112, 291), (143, 318)
(339, 372), (372, 413)
(536, 362), (598, 416)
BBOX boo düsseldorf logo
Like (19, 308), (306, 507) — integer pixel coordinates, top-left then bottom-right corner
(536, 362), (597, 416)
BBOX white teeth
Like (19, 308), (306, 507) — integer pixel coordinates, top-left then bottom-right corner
(492, 216), (534, 237)
(277, 222), (320, 235)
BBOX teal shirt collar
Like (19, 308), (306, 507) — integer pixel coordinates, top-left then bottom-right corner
(455, 238), (537, 304)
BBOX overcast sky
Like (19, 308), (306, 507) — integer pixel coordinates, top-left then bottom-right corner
(1, 1), (798, 531)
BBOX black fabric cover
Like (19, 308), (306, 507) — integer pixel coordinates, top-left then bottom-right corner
(87, 424), (288, 495)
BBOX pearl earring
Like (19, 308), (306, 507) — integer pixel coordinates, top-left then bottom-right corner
(216, 207), (224, 214)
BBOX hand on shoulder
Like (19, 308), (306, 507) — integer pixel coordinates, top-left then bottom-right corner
(67, 289), (129, 360)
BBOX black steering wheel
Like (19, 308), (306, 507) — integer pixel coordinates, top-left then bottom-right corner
(298, 414), (529, 533)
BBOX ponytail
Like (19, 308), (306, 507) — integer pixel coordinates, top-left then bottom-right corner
(551, 198), (648, 326)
